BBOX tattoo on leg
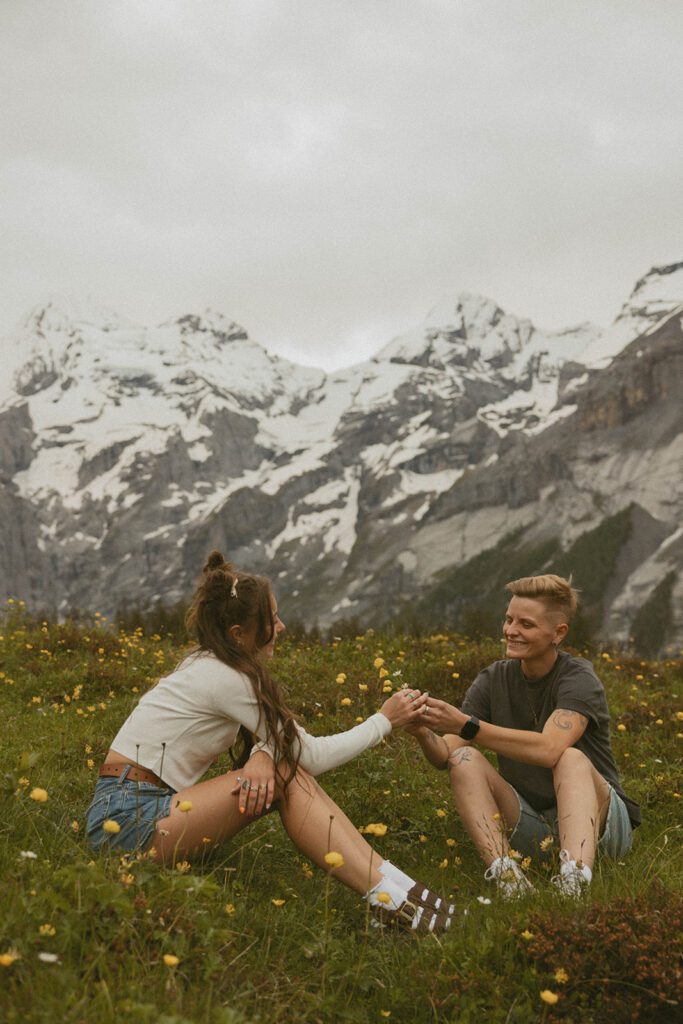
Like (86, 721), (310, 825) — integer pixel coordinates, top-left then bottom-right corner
(449, 748), (474, 768)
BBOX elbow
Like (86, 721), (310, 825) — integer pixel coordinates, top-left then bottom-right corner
(537, 743), (561, 769)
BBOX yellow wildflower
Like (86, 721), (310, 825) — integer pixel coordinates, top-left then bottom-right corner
(554, 968), (569, 984)
(340, 697), (352, 706)
(617, 723), (627, 732)
(438, 858), (448, 868)
(271, 899), (286, 906)
(540, 836), (554, 851)
(70, 821), (80, 833)
(375, 892), (391, 904)
(540, 990), (559, 1005)
(446, 838), (456, 847)
(324, 851), (345, 869)
(301, 862), (314, 879)
(178, 800), (193, 812)
(102, 820), (121, 834)
(0, 951), (21, 967)
(435, 808), (446, 818)
(358, 683), (368, 691)
(520, 930), (533, 940)
(373, 658), (384, 669)
(175, 861), (191, 873)
(30, 788), (48, 803)
(39, 924), (56, 937)
(361, 822), (388, 836)
(163, 954), (179, 967)
(335, 673), (347, 684)
(224, 903), (235, 915)
(419, 834), (428, 843)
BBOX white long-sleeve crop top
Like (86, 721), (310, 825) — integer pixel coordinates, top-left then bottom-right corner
(109, 651), (391, 792)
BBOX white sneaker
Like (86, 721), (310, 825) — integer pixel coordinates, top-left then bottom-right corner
(484, 856), (534, 899)
(551, 850), (592, 897)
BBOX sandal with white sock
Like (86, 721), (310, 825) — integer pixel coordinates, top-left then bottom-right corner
(370, 897), (452, 934)
(406, 882), (455, 917)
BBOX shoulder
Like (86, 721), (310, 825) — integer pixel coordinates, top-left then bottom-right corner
(556, 652), (602, 686)
(476, 659), (516, 684)
(172, 651), (250, 690)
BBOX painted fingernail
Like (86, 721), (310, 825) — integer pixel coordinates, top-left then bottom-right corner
(239, 806), (245, 813)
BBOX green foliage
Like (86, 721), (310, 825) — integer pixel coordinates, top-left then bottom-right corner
(630, 572), (677, 658)
(1, 607), (681, 1023)
(549, 506), (635, 645)
(395, 530), (561, 637)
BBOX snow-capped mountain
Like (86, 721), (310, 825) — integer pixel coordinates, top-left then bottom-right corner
(1, 263), (682, 652)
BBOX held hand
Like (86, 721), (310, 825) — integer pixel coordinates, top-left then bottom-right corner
(423, 696), (467, 733)
(230, 750), (275, 817)
(379, 687), (430, 729)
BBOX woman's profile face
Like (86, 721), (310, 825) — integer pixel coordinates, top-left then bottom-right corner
(259, 600), (285, 660)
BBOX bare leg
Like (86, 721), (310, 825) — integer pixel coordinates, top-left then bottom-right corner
(151, 769), (255, 862)
(151, 768), (384, 894)
(553, 747), (610, 869)
(279, 772), (383, 894)
(448, 747), (521, 866)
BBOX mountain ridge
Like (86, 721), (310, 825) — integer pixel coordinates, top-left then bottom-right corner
(1, 263), (681, 652)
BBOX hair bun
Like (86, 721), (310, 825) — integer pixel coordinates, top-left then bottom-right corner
(204, 550), (231, 572)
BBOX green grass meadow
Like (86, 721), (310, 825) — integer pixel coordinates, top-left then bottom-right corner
(1, 603), (681, 1023)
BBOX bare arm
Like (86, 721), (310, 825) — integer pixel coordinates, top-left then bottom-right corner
(406, 725), (469, 769)
(423, 699), (589, 768)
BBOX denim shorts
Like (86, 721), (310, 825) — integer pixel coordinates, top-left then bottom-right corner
(509, 784), (633, 860)
(85, 766), (176, 853)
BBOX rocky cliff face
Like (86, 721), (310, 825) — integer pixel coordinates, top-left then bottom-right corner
(1, 264), (681, 652)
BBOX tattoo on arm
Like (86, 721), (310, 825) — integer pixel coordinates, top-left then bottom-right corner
(551, 709), (588, 731)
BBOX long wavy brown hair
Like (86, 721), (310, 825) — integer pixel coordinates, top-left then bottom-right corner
(185, 550), (301, 788)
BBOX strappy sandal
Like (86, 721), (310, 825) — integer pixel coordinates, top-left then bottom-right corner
(406, 882), (455, 917)
(371, 897), (452, 935)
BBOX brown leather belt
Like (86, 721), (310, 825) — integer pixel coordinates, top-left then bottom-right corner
(99, 762), (166, 787)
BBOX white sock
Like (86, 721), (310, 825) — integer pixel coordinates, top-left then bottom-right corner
(378, 860), (416, 890)
(366, 876), (408, 910)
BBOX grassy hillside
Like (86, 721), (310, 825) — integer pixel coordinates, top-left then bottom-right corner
(1, 602), (681, 1023)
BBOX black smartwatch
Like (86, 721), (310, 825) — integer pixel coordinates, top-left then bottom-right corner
(459, 715), (480, 740)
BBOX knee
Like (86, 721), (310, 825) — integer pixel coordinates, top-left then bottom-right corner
(552, 746), (590, 780)
(448, 746), (488, 784)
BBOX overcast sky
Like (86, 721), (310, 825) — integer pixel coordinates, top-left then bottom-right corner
(1, 1), (681, 370)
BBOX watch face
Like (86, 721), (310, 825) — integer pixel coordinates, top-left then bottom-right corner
(460, 717), (480, 740)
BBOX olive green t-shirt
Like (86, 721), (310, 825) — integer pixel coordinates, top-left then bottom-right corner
(461, 651), (640, 827)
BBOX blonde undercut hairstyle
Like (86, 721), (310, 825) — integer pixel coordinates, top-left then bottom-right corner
(505, 574), (579, 624)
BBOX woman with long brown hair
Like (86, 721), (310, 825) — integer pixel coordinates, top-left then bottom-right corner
(85, 551), (451, 933)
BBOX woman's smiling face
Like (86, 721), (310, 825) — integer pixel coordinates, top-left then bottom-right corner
(503, 596), (566, 663)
